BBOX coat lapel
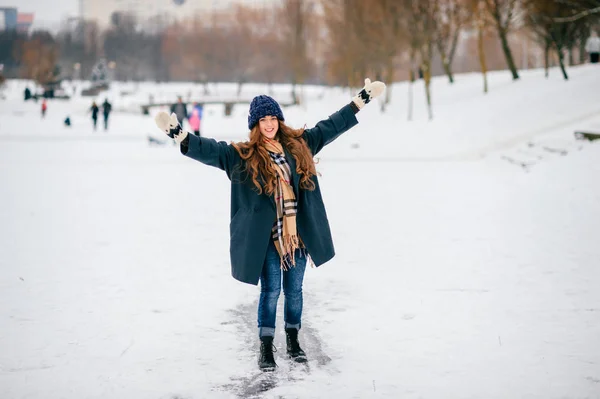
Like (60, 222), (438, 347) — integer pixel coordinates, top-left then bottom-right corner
(258, 174), (276, 210)
(268, 188), (276, 210)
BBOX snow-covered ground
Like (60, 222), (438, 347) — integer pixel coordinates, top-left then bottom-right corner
(1, 66), (600, 398)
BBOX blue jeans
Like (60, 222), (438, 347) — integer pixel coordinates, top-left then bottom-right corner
(258, 240), (307, 337)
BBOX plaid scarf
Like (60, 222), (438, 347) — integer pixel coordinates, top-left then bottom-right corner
(264, 138), (301, 270)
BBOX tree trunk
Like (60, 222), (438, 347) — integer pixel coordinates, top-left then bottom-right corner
(437, 41), (454, 84)
(448, 29), (461, 72)
(521, 38), (528, 70)
(544, 44), (550, 78)
(201, 75), (210, 95)
(555, 44), (569, 80)
(477, 22), (488, 94)
(497, 26), (520, 80)
(291, 82), (299, 105)
(444, 58), (454, 84)
(424, 79), (433, 120)
(422, 33), (434, 120)
(382, 56), (395, 113)
(408, 69), (414, 122)
(237, 79), (244, 97)
(568, 46), (574, 66)
(441, 54), (454, 84)
(579, 37), (587, 64)
(422, 61), (433, 120)
(408, 51), (415, 122)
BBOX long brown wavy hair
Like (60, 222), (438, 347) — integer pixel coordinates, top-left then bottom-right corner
(232, 120), (317, 195)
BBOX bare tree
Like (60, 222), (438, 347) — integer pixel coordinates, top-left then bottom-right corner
(251, 10), (288, 92)
(55, 18), (100, 80)
(434, 0), (469, 83)
(321, 0), (411, 112)
(82, 20), (102, 80)
(321, 0), (362, 87)
(104, 12), (151, 81)
(405, 8), (421, 120)
(524, 0), (583, 80)
(469, 0), (491, 92)
(373, 0), (409, 111)
(0, 30), (28, 77)
(554, 3), (600, 23)
(483, 0), (520, 80)
(160, 23), (184, 81)
(279, 0), (314, 104)
(577, 22), (592, 64)
(524, 1), (554, 77)
(551, 0), (599, 64)
(20, 30), (59, 85)
(403, 0), (437, 120)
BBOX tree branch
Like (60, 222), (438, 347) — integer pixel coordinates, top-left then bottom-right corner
(554, 5), (600, 22)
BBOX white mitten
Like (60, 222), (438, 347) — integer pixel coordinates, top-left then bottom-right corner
(155, 112), (188, 144)
(352, 78), (386, 109)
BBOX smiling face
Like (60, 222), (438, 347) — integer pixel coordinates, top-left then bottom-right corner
(258, 115), (279, 139)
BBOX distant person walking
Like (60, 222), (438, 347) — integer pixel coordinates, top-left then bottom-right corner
(585, 31), (600, 64)
(188, 102), (203, 137)
(91, 101), (99, 130)
(170, 96), (188, 126)
(41, 99), (47, 118)
(102, 99), (112, 131)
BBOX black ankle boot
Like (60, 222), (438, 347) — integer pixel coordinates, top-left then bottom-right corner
(258, 336), (277, 371)
(285, 328), (307, 362)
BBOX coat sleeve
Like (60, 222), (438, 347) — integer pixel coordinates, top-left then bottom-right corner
(181, 134), (239, 177)
(301, 103), (359, 155)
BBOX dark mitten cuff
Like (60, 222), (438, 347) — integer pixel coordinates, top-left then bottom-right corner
(180, 134), (190, 154)
(349, 101), (360, 114)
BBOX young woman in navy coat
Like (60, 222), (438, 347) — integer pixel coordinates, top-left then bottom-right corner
(155, 78), (385, 371)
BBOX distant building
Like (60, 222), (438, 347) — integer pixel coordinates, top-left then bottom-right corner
(16, 13), (34, 33)
(0, 8), (34, 33)
(0, 7), (18, 31)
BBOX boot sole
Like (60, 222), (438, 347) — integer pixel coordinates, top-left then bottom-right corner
(289, 355), (307, 363)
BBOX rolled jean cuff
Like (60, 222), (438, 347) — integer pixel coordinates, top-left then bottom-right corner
(285, 322), (300, 330)
(259, 327), (275, 338)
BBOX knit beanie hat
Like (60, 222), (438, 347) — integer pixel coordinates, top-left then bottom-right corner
(248, 95), (285, 130)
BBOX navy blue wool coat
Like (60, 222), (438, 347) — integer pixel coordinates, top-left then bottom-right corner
(182, 104), (358, 285)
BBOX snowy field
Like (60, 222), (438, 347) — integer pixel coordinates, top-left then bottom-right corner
(1, 66), (600, 399)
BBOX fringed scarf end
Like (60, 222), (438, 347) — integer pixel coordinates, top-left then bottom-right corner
(278, 234), (301, 270)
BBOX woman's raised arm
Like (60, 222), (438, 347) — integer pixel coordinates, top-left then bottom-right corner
(302, 78), (385, 155)
(155, 111), (238, 176)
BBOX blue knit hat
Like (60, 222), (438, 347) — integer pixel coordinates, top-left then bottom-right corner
(248, 95), (284, 130)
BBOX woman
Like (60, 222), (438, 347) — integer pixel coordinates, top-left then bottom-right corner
(585, 31), (600, 64)
(90, 101), (99, 130)
(155, 78), (385, 371)
(41, 99), (48, 118)
(188, 102), (203, 136)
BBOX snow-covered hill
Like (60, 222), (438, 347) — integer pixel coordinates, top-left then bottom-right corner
(1, 66), (599, 399)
